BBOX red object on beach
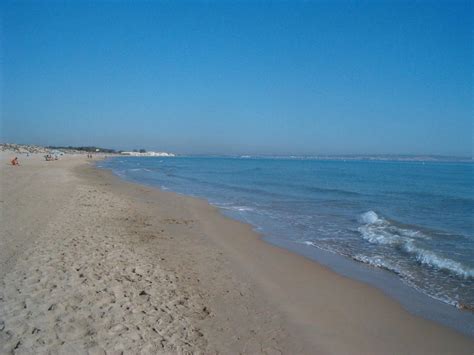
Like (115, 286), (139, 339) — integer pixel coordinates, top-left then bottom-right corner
(11, 157), (19, 166)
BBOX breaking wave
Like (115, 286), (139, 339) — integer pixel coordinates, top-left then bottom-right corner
(214, 204), (255, 212)
(353, 254), (404, 276)
(403, 242), (474, 279)
(358, 211), (474, 279)
(129, 168), (153, 172)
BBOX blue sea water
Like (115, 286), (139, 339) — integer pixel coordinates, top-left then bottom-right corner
(99, 157), (474, 312)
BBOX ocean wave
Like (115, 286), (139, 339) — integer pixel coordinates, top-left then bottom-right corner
(403, 241), (474, 279)
(353, 254), (464, 307)
(298, 240), (340, 254)
(385, 190), (474, 205)
(358, 212), (417, 246)
(358, 211), (429, 243)
(353, 254), (404, 276)
(127, 168), (154, 173)
(265, 181), (361, 197)
(358, 210), (382, 224)
(216, 204), (255, 212)
(167, 173), (289, 199)
(358, 211), (474, 279)
(305, 186), (361, 197)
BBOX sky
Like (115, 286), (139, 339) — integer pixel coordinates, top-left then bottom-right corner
(1, 0), (472, 156)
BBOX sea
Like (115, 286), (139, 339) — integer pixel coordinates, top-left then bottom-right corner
(98, 156), (474, 335)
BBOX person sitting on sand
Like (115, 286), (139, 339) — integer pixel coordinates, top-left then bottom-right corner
(11, 157), (19, 166)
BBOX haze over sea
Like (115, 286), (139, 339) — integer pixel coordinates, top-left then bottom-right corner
(100, 156), (474, 314)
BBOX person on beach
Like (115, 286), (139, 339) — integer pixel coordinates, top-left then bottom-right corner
(10, 157), (19, 166)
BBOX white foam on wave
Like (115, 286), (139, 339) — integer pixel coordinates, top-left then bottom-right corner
(358, 224), (402, 245)
(353, 254), (462, 307)
(236, 206), (253, 212)
(358, 210), (383, 224)
(230, 206), (254, 212)
(403, 241), (474, 279)
(128, 168), (154, 173)
(353, 254), (405, 276)
(298, 240), (339, 254)
(215, 204), (254, 212)
(358, 211), (404, 245)
(358, 211), (474, 279)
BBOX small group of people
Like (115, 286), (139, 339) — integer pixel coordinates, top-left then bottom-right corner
(87, 153), (94, 159)
(10, 157), (20, 166)
(44, 154), (58, 161)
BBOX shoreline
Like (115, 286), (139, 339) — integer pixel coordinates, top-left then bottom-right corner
(100, 156), (474, 337)
(96, 159), (474, 348)
(1, 154), (473, 353)
(220, 207), (474, 336)
(265, 235), (474, 337)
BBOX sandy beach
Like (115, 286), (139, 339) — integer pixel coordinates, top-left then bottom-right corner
(0, 153), (473, 354)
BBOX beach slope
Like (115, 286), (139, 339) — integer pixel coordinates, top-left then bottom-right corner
(0, 154), (472, 354)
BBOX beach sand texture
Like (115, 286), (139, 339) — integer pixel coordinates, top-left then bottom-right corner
(0, 154), (473, 354)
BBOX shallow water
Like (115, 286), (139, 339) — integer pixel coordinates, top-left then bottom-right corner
(99, 157), (474, 311)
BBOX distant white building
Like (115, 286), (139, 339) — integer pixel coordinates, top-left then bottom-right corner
(120, 151), (175, 157)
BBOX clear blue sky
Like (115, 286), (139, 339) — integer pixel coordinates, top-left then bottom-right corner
(1, 0), (472, 156)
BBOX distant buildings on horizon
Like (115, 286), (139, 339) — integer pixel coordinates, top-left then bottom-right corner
(120, 151), (175, 157)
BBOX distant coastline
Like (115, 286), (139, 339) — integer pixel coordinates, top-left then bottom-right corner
(0, 143), (175, 158)
(1, 143), (470, 162)
(187, 154), (473, 163)
(120, 151), (175, 157)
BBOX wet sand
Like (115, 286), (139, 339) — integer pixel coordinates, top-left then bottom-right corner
(1, 153), (473, 354)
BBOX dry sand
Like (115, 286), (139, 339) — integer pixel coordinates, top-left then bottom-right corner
(0, 153), (473, 354)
